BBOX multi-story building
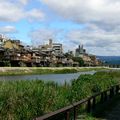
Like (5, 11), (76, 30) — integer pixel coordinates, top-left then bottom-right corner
(52, 43), (62, 55)
(75, 44), (86, 57)
(39, 39), (63, 55)
(75, 44), (102, 66)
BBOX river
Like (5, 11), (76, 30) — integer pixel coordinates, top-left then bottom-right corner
(0, 71), (96, 84)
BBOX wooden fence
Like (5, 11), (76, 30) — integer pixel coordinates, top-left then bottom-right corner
(35, 84), (120, 120)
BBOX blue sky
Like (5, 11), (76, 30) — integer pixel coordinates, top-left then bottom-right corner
(0, 0), (120, 56)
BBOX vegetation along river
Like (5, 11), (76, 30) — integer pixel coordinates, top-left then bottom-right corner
(0, 71), (96, 84)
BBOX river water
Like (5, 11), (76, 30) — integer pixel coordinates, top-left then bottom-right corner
(0, 71), (96, 84)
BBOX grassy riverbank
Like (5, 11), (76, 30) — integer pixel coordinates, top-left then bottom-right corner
(0, 71), (120, 120)
(0, 67), (108, 76)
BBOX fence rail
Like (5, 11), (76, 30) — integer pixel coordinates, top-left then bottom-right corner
(34, 84), (120, 120)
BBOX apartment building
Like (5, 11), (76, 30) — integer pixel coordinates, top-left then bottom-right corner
(39, 39), (63, 55)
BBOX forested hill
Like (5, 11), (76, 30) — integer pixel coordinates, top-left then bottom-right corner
(97, 56), (120, 65)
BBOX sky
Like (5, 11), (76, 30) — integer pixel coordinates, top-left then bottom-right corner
(0, 0), (120, 56)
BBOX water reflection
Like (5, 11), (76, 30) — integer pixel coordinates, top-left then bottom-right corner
(0, 71), (96, 84)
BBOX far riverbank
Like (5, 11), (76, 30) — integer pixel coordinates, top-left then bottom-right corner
(0, 67), (109, 76)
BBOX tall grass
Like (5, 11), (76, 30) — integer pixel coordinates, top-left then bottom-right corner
(0, 71), (119, 119)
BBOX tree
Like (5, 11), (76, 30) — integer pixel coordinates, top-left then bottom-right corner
(72, 57), (84, 67)
(64, 51), (74, 59)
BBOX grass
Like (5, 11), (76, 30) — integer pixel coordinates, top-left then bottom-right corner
(0, 70), (120, 120)
(0, 67), (109, 76)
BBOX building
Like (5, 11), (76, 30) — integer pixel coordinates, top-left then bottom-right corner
(0, 34), (8, 46)
(3, 40), (24, 50)
(75, 44), (86, 57)
(39, 39), (63, 55)
(52, 43), (63, 55)
(74, 44), (102, 66)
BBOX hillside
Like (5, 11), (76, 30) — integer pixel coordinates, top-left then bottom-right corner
(97, 56), (120, 65)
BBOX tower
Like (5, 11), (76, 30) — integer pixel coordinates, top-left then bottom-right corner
(49, 39), (52, 48)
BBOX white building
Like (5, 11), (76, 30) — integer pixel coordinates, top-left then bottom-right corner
(0, 34), (8, 46)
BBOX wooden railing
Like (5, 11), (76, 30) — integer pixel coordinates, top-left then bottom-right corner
(34, 84), (120, 120)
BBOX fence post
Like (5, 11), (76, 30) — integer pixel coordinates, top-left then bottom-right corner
(100, 92), (104, 103)
(74, 107), (77, 120)
(110, 87), (114, 98)
(65, 110), (70, 120)
(87, 99), (91, 113)
(92, 97), (96, 110)
(104, 91), (107, 101)
(116, 85), (119, 94)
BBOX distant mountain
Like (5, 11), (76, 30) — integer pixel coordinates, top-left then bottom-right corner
(97, 56), (120, 65)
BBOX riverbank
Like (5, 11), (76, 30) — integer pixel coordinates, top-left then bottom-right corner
(0, 67), (108, 76)
(0, 70), (120, 120)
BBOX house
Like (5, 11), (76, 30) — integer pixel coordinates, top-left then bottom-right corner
(3, 40), (24, 50)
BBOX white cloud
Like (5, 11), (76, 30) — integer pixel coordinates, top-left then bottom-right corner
(41, 0), (120, 28)
(66, 24), (120, 55)
(0, 1), (24, 22)
(19, 0), (29, 5)
(30, 28), (56, 46)
(26, 9), (45, 22)
(0, 26), (18, 34)
(29, 24), (120, 55)
(40, 0), (120, 55)
(29, 28), (65, 46)
(0, 0), (45, 22)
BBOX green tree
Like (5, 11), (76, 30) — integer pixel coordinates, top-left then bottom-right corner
(64, 52), (73, 59)
(72, 57), (84, 67)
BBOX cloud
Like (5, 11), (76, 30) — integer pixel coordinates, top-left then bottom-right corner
(29, 28), (57, 46)
(0, 0), (45, 22)
(41, 0), (120, 29)
(66, 24), (120, 55)
(29, 28), (66, 46)
(0, 1), (24, 22)
(40, 0), (120, 55)
(0, 26), (18, 34)
(26, 9), (45, 22)
(1, 0), (119, 55)
(29, 24), (120, 55)
(19, 0), (29, 5)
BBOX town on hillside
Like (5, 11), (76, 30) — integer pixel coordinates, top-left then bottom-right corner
(0, 34), (102, 67)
